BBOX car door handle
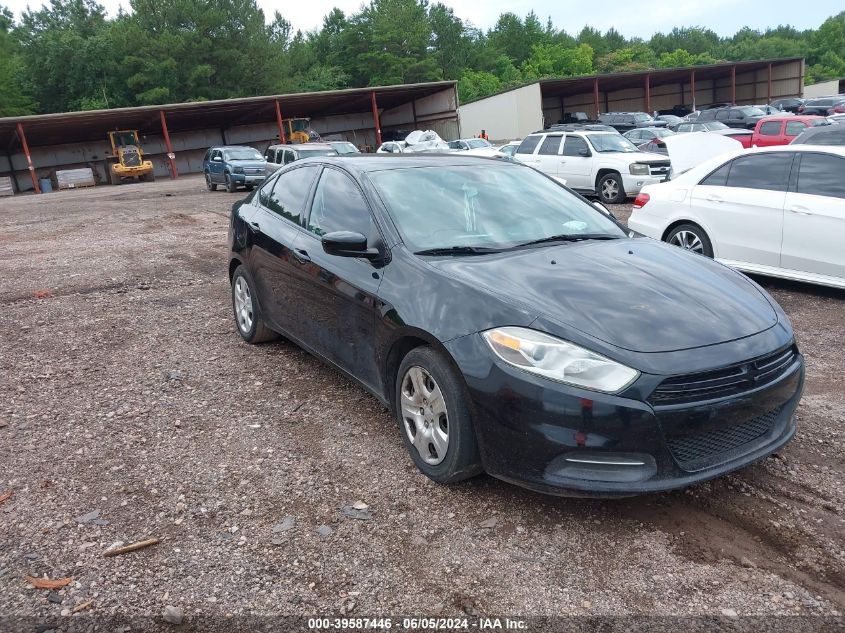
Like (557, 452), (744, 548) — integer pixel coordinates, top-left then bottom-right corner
(788, 206), (813, 216)
(705, 195), (723, 203)
(246, 220), (260, 231)
(292, 248), (311, 263)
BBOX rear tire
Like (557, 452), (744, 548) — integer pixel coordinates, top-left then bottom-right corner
(598, 172), (625, 204)
(665, 223), (714, 258)
(231, 265), (278, 344)
(395, 347), (482, 484)
(205, 174), (217, 191)
(226, 174), (237, 193)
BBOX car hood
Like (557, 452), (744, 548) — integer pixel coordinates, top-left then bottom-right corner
(664, 133), (741, 174)
(427, 239), (777, 353)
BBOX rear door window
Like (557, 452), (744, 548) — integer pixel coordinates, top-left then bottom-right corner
(538, 136), (562, 155)
(700, 161), (731, 187)
(264, 165), (320, 225)
(758, 121), (781, 136)
(516, 135), (542, 155)
(725, 153), (793, 191)
(795, 153), (845, 199)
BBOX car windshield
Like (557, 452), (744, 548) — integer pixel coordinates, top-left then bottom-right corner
(703, 122), (729, 130)
(467, 139), (491, 149)
(224, 149), (263, 161)
(809, 98), (836, 106)
(332, 143), (358, 154)
(653, 128), (676, 138)
(740, 106), (766, 116)
(298, 149), (338, 158)
(369, 164), (625, 252)
(587, 134), (639, 153)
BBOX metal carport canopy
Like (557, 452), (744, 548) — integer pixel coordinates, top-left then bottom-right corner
(0, 81), (457, 149)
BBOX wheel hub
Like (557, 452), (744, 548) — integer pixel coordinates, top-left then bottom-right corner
(400, 366), (450, 465)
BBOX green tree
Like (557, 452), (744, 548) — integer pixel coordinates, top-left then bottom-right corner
(0, 5), (37, 115)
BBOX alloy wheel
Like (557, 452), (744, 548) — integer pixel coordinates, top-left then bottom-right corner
(669, 230), (704, 253)
(601, 179), (619, 201)
(400, 366), (449, 465)
(233, 277), (254, 333)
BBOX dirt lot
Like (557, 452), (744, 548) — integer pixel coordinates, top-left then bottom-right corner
(1, 177), (844, 627)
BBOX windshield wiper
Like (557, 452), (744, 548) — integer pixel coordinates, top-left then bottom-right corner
(514, 233), (622, 248)
(414, 245), (504, 256)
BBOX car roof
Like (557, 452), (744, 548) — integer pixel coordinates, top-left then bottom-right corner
(210, 145), (258, 151)
(267, 143), (334, 150)
(291, 154), (518, 174)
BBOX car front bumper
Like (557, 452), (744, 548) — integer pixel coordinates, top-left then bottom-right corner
(231, 173), (266, 185)
(621, 173), (665, 195)
(444, 335), (804, 497)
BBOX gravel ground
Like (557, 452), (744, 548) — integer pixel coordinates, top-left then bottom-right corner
(1, 177), (844, 629)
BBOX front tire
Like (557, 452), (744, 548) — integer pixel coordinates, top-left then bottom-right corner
(395, 347), (482, 484)
(665, 223), (714, 258)
(226, 174), (237, 193)
(231, 265), (278, 343)
(598, 172), (625, 204)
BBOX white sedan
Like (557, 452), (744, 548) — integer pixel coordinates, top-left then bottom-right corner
(628, 145), (845, 290)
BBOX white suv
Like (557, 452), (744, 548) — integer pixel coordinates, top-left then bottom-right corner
(514, 128), (670, 203)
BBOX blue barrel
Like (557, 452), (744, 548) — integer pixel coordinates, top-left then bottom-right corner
(39, 178), (52, 193)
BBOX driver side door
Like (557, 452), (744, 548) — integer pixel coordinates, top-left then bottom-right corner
(291, 166), (384, 390)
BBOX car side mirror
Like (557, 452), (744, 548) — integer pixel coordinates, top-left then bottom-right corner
(579, 149), (591, 157)
(212, 156), (222, 162)
(321, 231), (380, 260)
(592, 201), (616, 219)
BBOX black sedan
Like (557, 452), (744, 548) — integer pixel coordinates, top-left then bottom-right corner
(227, 155), (804, 497)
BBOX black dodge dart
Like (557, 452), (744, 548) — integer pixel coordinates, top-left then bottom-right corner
(227, 154), (804, 497)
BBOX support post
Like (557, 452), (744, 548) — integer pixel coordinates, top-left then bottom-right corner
(16, 122), (40, 194)
(274, 100), (286, 144)
(767, 63), (773, 103)
(644, 74), (651, 115)
(731, 65), (736, 104)
(690, 70), (696, 110)
(593, 78), (600, 119)
(159, 110), (178, 179)
(371, 91), (382, 147)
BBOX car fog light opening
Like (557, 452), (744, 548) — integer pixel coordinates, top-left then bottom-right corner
(482, 327), (639, 393)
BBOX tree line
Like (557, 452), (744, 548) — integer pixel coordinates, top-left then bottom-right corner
(1, 0), (844, 117)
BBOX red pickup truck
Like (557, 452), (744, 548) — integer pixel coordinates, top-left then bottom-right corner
(751, 115), (829, 147)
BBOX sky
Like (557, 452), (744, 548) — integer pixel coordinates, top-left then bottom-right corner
(4, 0), (842, 38)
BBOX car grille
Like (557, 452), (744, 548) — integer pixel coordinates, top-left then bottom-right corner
(123, 153), (141, 167)
(666, 406), (782, 469)
(646, 162), (670, 177)
(649, 346), (797, 406)
(244, 168), (263, 175)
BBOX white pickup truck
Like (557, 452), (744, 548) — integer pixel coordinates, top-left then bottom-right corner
(514, 127), (670, 203)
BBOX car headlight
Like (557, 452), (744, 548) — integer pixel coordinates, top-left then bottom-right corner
(233, 166), (244, 174)
(482, 327), (639, 393)
(629, 163), (650, 176)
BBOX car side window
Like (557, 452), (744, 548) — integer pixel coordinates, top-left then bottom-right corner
(785, 121), (806, 136)
(516, 135), (542, 154)
(700, 161), (731, 187)
(562, 136), (590, 157)
(795, 153), (845, 200)
(307, 168), (375, 238)
(678, 124), (690, 132)
(211, 149), (222, 161)
(759, 121), (781, 136)
(725, 153), (793, 192)
(264, 165), (319, 225)
(538, 136), (562, 155)
(715, 110), (729, 121)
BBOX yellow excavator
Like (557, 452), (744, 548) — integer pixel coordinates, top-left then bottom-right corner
(106, 130), (155, 184)
(282, 118), (321, 144)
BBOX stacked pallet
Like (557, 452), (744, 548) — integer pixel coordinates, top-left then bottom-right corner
(56, 168), (96, 190)
(0, 176), (13, 196)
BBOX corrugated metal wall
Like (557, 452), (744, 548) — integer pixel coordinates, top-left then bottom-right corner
(3, 86), (459, 193)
